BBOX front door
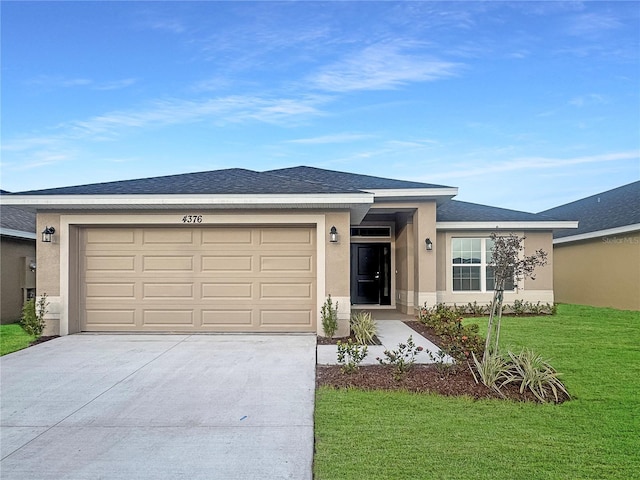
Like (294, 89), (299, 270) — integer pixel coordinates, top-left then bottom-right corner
(350, 243), (391, 305)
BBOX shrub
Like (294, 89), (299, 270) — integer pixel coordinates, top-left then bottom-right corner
(336, 339), (368, 374)
(320, 295), (338, 338)
(470, 351), (509, 395)
(418, 303), (484, 362)
(377, 336), (423, 379)
(350, 311), (377, 345)
(20, 294), (48, 338)
(502, 348), (570, 403)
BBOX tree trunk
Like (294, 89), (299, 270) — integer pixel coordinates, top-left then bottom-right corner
(483, 278), (505, 362)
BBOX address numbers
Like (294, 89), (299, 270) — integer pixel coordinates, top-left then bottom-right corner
(181, 215), (203, 224)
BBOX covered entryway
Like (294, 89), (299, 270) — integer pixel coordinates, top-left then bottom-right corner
(79, 225), (316, 332)
(350, 242), (392, 305)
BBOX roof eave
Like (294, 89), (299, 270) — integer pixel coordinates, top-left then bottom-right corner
(553, 223), (640, 244)
(0, 193), (375, 223)
(0, 228), (37, 240)
(436, 221), (579, 230)
(366, 187), (458, 204)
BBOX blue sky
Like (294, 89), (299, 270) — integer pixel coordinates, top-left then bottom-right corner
(2, 1), (638, 211)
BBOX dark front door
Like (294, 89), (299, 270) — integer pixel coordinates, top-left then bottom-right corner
(351, 243), (391, 305)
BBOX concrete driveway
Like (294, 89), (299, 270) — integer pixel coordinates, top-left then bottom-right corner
(0, 334), (316, 480)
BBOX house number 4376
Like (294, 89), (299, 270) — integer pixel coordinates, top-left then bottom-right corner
(181, 215), (203, 223)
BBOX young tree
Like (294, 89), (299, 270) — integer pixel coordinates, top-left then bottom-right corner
(483, 233), (547, 362)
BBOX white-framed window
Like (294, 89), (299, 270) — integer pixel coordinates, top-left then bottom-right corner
(452, 238), (515, 292)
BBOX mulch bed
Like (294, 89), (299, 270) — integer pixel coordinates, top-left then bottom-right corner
(317, 334), (382, 346)
(30, 335), (59, 346)
(316, 321), (569, 403)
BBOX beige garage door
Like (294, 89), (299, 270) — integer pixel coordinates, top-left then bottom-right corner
(80, 226), (316, 332)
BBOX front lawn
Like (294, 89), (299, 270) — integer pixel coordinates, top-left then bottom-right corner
(314, 304), (640, 479)
(0, 323), (35, 356)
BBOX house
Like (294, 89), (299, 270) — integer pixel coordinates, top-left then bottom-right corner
(0, 191), (37, 323)
(540, 181), (640, 311)
(0, 166), (576, 336)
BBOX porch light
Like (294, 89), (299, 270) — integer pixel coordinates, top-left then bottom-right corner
(425, 238), (433, 251)
(41, 226), (55, 243)
(329, 226), (338, 243)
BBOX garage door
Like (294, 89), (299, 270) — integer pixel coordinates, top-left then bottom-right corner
(80, 226), (316, 332)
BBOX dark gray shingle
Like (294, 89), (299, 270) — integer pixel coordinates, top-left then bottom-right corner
(437, 200), (553, 223)
(15, 168), (363, 196)
(0, 205), (36, 234)
(267, 166), (451, 190)
(540, 181), (640, 238)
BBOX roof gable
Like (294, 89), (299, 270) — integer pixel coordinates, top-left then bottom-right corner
(540, 181), (640, 239)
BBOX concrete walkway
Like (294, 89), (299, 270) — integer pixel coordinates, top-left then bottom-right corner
(1, 334), (316, 480)
(317, 320), (454, 365)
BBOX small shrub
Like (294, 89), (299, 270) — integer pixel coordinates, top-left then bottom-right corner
(512, 299), (526, 316)
(470, 350), (509, 395)
(426, 349), (453, 374)
(336, 339), (368, 374)
(377, 335), (423, 379)
(502, 348), (570, 403)
(20, 293), (48, 338)
(418, 303), (484, 362)
(350, 311), (377, 345)
(466, 301), (486, 316)
(320, 295), (338, 338)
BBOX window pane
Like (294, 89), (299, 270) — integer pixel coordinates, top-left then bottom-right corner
(452, 238), (481, 264)
(486, 239), (495, 263)
(486, 266), (515, 291)
(453, 266), (481, 291)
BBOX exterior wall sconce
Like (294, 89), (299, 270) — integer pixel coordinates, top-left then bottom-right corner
(329, 226), (338, 243)
(425, 238), (433, 251)
(42, 226), (55, 243)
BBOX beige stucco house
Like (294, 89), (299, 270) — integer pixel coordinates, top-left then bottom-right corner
(1, 166), (576, 336)
(541, 181), (640, 311)
(0, 194), (37, 323)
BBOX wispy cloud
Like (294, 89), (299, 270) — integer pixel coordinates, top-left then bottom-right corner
(428, 151), (639, 181)
(286, 133), (372, 145)
(569, 94), (607, 107)
(27, 75), (137, 91)
(308, 43), (461, 92)
(567, 12), (623, 37)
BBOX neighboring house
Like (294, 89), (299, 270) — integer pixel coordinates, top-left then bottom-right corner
(1, 166), (576, 336)
(540, 181), (640, 311)
(0, 190), (37, 323)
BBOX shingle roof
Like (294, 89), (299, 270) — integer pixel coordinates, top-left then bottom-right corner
(15, 168), (363, 196)
(267, 166), (451, 190)
(437, 200), (555, 223)
(540, 181), (640, 239)
(0, 205), (36, 235)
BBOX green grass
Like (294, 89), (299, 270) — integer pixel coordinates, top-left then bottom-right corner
(314, 304), (640, 479)
(0, 323), (35, 356)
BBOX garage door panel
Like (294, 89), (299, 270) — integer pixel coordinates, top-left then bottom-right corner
(81, 226), (316, 332)
(143, 310), (194, 326)
(202, 283), (253, 299)
(260, 255), (313, 272)
(202, 310), (253, 326)
(85, 310), (136, 326)
(202, 228), (253, 244)
(202, 256), (253, 272)
(86, 229), (135, 244)
(261, 310), (312, 326)
(143, 229), (193, 244)
(143, 283), (194, 299)
(260, 228), (312, 245)
(143, 256), (194, 271)
(260, 283), (312, 299)
(86, 283), (136, 299)
(86, 256), (136, 271)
